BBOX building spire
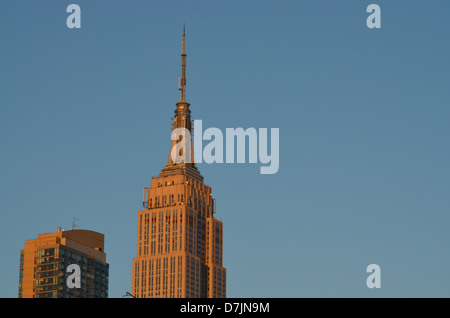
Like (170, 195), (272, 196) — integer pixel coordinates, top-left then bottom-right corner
(179, 24), (187, 102)
(161, 25), (203, 181)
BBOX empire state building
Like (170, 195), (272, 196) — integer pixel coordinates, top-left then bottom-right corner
(132, 28), (226, 298)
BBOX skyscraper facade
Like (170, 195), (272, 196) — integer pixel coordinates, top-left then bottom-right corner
(132, 29), (226, 298)
(19, 228), (109, 298)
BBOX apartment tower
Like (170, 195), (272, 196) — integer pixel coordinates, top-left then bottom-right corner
(19, 228), (109, 298)
(132, 28), (226, 298)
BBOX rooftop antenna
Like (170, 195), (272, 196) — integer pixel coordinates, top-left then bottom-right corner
(71, 217), (79, 230)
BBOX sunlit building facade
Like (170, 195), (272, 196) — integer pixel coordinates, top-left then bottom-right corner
(131, 29), (226, 298)
(19, 228), (109, 298)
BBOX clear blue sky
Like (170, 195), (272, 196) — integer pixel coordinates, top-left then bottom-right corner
(1, 0), (450, 298)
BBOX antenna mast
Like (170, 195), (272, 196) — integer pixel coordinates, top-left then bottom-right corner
(178, 24), (187, 102)
(71, 217), (79, 230)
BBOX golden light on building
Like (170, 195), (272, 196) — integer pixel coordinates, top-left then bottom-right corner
(131, 27), (226, 298)
(19, 228), (109, 298)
